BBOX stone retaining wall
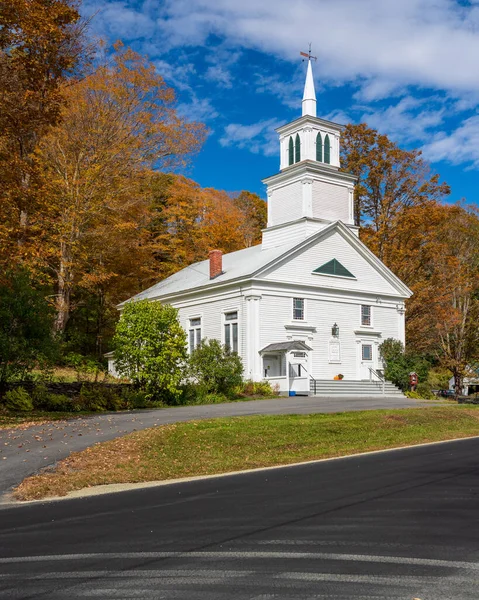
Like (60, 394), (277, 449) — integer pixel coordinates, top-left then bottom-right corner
(2, 381), (132, 398)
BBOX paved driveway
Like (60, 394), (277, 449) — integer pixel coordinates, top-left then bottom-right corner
(0, 395), (442, 497)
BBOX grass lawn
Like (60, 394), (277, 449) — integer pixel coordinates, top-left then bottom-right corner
(14, 406), (479, 501)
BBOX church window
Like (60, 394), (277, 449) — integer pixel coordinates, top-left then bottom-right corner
(295, 133), (301, 163)
(324, 134), (331, 164)
(313, 259), (355, 278)
(224, 311), (238, 353)
(288, 137), (294, 165)
(316, 132), (322, 162)
(293, 298), (305, 320)
(361, 305), (372, 327)
(362, 344), (373, 361)
(189, 317), (201, 352)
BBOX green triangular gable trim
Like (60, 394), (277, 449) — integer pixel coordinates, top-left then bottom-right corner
(313, 259), (355, 278)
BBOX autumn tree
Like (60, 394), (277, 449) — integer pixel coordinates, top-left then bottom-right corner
(149, 174), (265, 279)
(431, 205), (479, 396)
(0, 0), (85, 263)
(233, 190), (267, 246)
(36, 44), (206, 335)
(341, 123), (450, 261)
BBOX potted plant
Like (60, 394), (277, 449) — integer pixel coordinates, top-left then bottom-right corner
(334, 373), (344, 380)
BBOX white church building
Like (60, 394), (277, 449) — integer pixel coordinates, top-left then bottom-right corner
(121, 60), (412, 395)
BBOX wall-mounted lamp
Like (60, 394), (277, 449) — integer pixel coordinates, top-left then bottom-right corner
(332, 323), (339, 337)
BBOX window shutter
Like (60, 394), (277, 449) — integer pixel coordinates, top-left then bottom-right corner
(316, 132), (322, 162)
(288, 137), (294, 165)
(324, 134), (331, 164)
(295, 133), (301, 163)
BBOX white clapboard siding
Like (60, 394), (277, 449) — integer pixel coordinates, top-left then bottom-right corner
(261, 229), (399, 296)
(312, 180), (349, 222)
(258, 292), (401, 380)
(268, 181), (302, 226)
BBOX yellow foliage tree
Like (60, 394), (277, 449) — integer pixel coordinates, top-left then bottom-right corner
(37, 44), (206, 333)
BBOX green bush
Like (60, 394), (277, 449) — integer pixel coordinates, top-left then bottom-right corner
(3, 387), (33, 412)
(404, 391), (422, 399)
(379, 338), (431, 390)
(77, 385), (125, 412)
(241, 380), (276, 397)
(415, 382), (435, 399)
(44, 393), (72, 411)
(120, 388), (151, 409)
(113, 300), (187, 402)
(189, 339), (243, 396)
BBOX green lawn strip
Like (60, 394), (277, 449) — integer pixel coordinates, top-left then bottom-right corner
(14, 406), (479, 501)
(0, 411), (95, 429)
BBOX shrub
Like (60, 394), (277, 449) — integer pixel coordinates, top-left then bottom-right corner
(121, 387), (153, 410)
(415, 382), (435, 399)
(2, 387), (33, 412)
(405, 391), (422, 399)
(240, 380), (276, 397)
(189, 339), (243, 396)
(113, 300), (187, 402)
(43, 393), (72, 411)
(379, 338), (431, 390)
(77, 385), (125, 412)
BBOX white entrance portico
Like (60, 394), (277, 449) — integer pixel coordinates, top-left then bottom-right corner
(260, 341), (312, 394)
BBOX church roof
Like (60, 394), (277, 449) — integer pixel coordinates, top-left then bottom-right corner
(260, 341), (313, 353)
(122, 220), (412, 306)
(125, 239), (299, 304)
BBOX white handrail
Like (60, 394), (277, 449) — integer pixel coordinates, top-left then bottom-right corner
(369, 367), (385, 395)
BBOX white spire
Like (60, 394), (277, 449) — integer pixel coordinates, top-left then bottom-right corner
(302, 59), (316, 117)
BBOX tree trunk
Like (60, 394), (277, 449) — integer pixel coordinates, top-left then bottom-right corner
(453, 368), (462, 402)
(54, 240), (73, 334)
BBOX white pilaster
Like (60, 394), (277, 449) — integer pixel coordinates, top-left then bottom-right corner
(301, 178), (313, 217)
(245, 294), (262, 381)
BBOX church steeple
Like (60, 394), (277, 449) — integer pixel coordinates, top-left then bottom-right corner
(261, 50), (358, 249)
(302, 59), (316, 117)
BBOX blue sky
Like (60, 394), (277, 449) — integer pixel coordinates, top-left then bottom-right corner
(83, 0), (479, 203)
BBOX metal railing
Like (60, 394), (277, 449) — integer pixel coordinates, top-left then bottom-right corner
(369, 367), (385, 395)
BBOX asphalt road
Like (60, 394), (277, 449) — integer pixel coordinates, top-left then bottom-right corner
(0, 395), (438, 497)
(0, 436), (478, 599)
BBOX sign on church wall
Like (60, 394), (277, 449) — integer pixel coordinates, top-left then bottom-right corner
(329, 340), (341, 363)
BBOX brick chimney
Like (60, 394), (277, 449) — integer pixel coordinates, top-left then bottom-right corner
(209, 250), (223, 279)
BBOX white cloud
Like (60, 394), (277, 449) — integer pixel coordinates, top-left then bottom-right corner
(177, 96), (219, 123)
(254, 71), (303, 109)
(205, 65), (233, 88)
(361, 96), (446, 143)
(219, 118), (284, 156)
(151, 0), (479, 96)
(422, 116), (479, 168)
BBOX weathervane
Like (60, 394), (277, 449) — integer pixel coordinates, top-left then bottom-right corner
(300, 43), (317, 62)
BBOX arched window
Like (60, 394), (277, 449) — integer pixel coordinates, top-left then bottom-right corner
(324, 134), (331, 164)
(295, 133), (301, 163)
(316, 132), (322, 162)
(288, 137), (294, 166)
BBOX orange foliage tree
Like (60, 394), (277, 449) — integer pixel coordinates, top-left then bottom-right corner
(36, 44), (206, 334)
(149, 174), (266, 279)
(0, 0), (85, 265)
(341, 124), (479, 390)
